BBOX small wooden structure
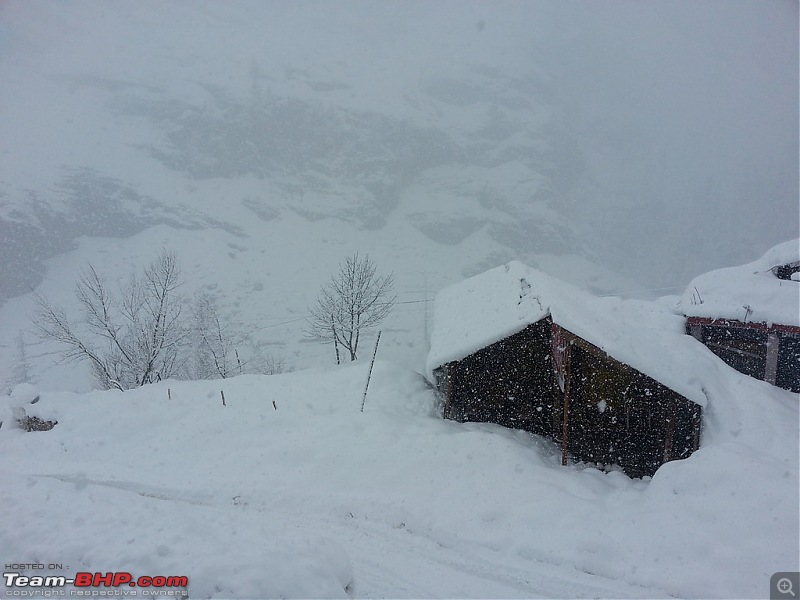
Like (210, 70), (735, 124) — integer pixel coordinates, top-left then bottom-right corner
(686, 318), (800, 392)
(682, 241), (800, 393)
(433, 318), (702, 479)
(428, 263), (705, 479)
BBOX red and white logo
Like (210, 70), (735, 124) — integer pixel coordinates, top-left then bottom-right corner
(4, 571), (188, 594)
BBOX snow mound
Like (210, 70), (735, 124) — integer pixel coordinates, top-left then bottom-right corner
(0, 384), (44, 432)
(680, 238), (800, 327)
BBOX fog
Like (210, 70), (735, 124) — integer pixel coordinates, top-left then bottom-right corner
(0, 0), (797, 299)
(539, 1), (799, 284)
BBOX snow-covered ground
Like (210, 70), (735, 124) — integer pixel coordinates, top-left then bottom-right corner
(2, 357), (797, 598)
(0, 2), (797, 597)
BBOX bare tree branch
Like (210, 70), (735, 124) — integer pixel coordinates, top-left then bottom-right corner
(31, 250), (189, 390)
(32, 291), (124, 390)
(191, 292), (241, 379)
(305, 253), (395, 361)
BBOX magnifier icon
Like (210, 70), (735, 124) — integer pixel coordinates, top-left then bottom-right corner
(778, 578), (796, 597)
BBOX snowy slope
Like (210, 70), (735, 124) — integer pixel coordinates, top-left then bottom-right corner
(1, 360), (797, 598)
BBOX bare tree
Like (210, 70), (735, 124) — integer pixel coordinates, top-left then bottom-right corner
(190, 293), (289, 379)
(32, 250), (189, 390)
(191, 292), (241, 379)
(306, 253), (395, 361)
(246, 341), (287, 375)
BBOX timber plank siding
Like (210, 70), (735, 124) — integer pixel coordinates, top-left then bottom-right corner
(687, 317), (800, 393)
(435, 320), (702, 479)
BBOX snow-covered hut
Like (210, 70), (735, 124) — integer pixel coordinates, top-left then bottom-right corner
(427, 262), (706, 478)
(681, 240), (800, 393)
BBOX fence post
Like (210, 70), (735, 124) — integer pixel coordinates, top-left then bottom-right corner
(361, 331), (382, 413)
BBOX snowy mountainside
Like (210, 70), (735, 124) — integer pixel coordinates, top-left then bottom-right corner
(0, 2), (648, 389)
(0, 1), (584, 302)
(2, 1), (796, 309)
(1, 360), (797, 598)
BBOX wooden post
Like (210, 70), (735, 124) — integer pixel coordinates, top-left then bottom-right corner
(765, 331), (779, 385)
(560, 341), (572, 467)
(663, 401), (676, 463)
(443, 367), (454, 420)
(693, 405), (703, 451)
(361, 331), (381, 413)
(220, 390), (226, 407)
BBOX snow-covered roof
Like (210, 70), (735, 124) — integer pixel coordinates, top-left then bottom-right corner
(680, 239), (800, 328)
(427, 261), (709, 407)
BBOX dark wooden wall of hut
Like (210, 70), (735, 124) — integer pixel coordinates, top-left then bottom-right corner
(777, 333), (800, 392)
(558, 340), (702, 479)
(699, 324), (767, 380)
(439, 319), (555, 437)
(687, 318), (800, 393)
(435, 319), (703, 479)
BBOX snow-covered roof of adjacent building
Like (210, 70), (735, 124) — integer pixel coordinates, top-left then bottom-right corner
(680, 239), (800, 328)
(426, 261), (710, 407)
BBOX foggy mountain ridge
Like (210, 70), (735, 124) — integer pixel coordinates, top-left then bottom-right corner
(1, 61), (586, 300)
(0, 1), (797, 387)
(2, 1), (796, 297)
(0, 168), (248, 300)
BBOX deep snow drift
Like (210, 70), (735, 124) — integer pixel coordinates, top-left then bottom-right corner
(1, 358), (797, 598)
(680, 238), (800, 327)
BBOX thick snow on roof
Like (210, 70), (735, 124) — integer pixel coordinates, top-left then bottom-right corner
(680, 239), (799, 327)
(427, 261), (710, 406)
(426, 261), (550, 377)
